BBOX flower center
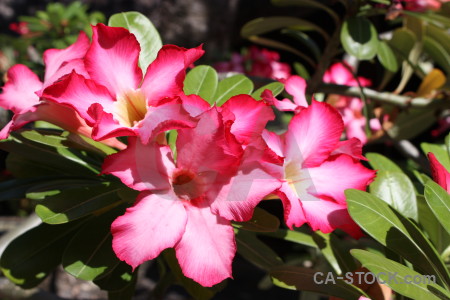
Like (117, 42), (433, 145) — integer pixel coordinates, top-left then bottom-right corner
(284, 161), (315, 199)
(171, 169), (203, 201)
(114, 89), (147, 127)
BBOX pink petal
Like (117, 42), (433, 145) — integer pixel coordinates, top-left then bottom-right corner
(176, 108), (242, 175)
(180, 94), (210, 117)
(102, 137), (175, 191)
(345, 118), (368, 144)
(284, 100), (343, 168)
(220, 95), (274, 145)
(0, 64), (42, 113)
(137, 99), (198, 144)
(275, 182), (307, 229)
(262, 129), (284, 158)
(210, 143), (282, 222)
(301, 199), (363, 238)
(41, 59), (89, 91)
(175, 201), (235, 287)
(112, 191), (187, 269)
(43, 31), (90, 83)
(330, 138), (366, 161)
(141, 45), (204, 105)
(85, 24), (142, 95)
(307, 155), (376, 205)
(323, 63), (354, 85)
(42, 71), (115, 126)
(0, 121), (14, 139)
(87, 103), (137, 141)
(428, 153), (450, 193)
(284, 75), (308, 107)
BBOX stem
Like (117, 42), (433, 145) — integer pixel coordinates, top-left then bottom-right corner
(316, 83), (447, 108)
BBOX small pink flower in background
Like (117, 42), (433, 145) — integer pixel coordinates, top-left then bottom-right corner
(400, 0), (449, 11)
(102, 102), (281, 286)
(0, 32), (123, 148)
(263, 101), (376, 238)
(428, 153), (450, 193)
(42, 24), (202, 144)
(9, 21), (29, 35)
(323, 63), (380, 144)
(214, 46), (291, 80)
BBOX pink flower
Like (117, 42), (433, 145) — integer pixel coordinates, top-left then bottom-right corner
(0, 32), (124, 148)
(428, 153), (450, 193)
(262, 75), (308, 113)
(401, 0), (449, 11)
(9, 21), (29, 35)
(263, 101), (376, 238)
(42, 24), (203, 144)
(102, 105), (281, 286)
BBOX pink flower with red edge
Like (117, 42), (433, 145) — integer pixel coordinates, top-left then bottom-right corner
(428, 153), (450, 193)
(0, 31), (123, 148)
(42, 24), (203, 144)
(263, 100), (376, 238)
(102, 98), (281, 286)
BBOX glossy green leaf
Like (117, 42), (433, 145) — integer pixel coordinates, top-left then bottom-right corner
(403, 10), (450, 29)
(424, 181), (450, 236)
(214, 74), (253, 106)
(329, 234), (358, 274)
(235, 230), (283, 271)
(271, 0), (340, 25)
(108, 12), (162, 72)
(34, 182), (125, 224)
(0, 177), (63, 201)
(312, 232), (341, 274)
(251, 82), (284, 100)
(426, 24), (450, 57)
(366, 152), (401, 172)
(421, 142), (450, 170)
(352, 249), (450, 300)
(424, 36), (450, 75)
(340, 17), (378, 60)
(377, 41), (399, 72)
(241, 17), (329, 40)
(270, 265), (367, 299)
(184, 65), (218, 104)
(232, 207), (280, 232)
(63, 206), (126, 281)
(346, 189), (450, 287)
(261, 228), (316, 248)
(0, 220), (84, 288)
(387, 28), (416, 61)
(417, 195), (450, 254)
(370, 170), (418, 221)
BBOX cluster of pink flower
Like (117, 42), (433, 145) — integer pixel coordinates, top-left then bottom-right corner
(263, 63), (381, 144)
(392, 0), (449, 11)
(214, 45), (291, 80)
(0, 25), (375, 286)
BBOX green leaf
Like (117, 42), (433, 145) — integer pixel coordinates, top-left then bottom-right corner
(214, 74), (253, 106)
(34, 182), (125, 224)
(270, 265), (367, 299)
(241, 17), (329, 40)
(417, 195), (450, 254)
(377, 41), (399, 73)
(366, 152), (402, 172)
(62, 206), (126, 281)
(352, 249), (450, 300)
(312, 232), (342, 274)
(163, 249), (221, 300)
(232, 207), (280, 232)
(346, 189), (450, 287)
(424, 181), (450, 236)
(94, 262), (134, 291)
(340, 17), (379, 60)
(261, 228), (316, 248)
(271, 0), (340, 25)
(251, 82), (284, 100)
(235, 230), (283, 271)
(184, 65), (218, 104)
(424, 36), (450, 75)
(387, 28), (416, 61)
(421, 142), (450, 171)
(370, 170), (418, 221)
(107, 271), (137, 300)
(108, 11), (162, 72)
(388, 108), (436, 140)
(281, 29), (321, 61)
(0, 177), (64, 201)
(0, 220), (85, 288)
